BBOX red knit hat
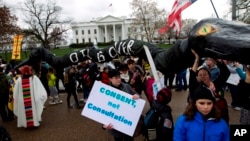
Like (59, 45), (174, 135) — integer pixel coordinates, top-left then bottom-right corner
(19, 65), (32, 76)
(156, 87), (172, 104)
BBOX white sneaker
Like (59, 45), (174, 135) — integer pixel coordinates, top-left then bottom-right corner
(56, 100), (63, 104)
(49, 101), (56, 105)
(234, 107), (241, 111)
(79, 98), (84, 102)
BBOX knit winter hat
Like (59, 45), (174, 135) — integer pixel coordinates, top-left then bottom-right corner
(108, 69), (120, 78)
(156, 87), (172, 104)
(193, 85), (216, 103)
(19, 65), (32, 76)
(196, 66), (211, 78)
(118, 63), (128, 71)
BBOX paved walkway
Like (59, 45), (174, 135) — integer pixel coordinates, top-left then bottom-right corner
(1, 89), (240, 141)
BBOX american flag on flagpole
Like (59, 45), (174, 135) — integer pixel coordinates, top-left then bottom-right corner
(167, 0), (197, 34)
(158, 25), (168, 34)
(169, 14), (182, 34)
(108, 3), (112, 7)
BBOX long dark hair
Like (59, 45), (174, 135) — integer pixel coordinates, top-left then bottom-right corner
(184, 101), (221, 121)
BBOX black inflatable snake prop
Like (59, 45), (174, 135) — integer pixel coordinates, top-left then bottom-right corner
(15, 18), (250, 75)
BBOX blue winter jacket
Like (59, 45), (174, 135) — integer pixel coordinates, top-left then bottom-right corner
(174, 112), (229, 141)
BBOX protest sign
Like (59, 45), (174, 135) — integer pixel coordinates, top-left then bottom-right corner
(81, 81), (146, 136)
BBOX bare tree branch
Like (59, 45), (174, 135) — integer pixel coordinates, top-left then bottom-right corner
(229, 0), (250, 23)
(130, 0), (166, 42)
(0, 5), (21, 48)
(20, 0), (72, 48)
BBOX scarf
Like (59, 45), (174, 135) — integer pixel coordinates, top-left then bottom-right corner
(120, 71), (130, 83)
(22, 78), (34, 127)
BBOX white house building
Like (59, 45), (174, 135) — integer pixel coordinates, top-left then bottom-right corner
(71, 15), (147, 44)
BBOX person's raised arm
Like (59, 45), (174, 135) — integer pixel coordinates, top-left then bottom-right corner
(191, 49), (200, 72)
(189, 49), (200, 98)
(234, 62), (246, 80)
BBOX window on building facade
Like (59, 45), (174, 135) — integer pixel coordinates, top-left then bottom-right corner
(88, 38), (91, 43)
(128, 27), (130, 32)
(104, 37), (106, 43)
(82, 38), (85, 43)
(119, 36), (121, 41)
(94, 29), (97, 34)
(134, 28), (137, 32)
(75, 30), (78, 35)
(82, 30), (84, 35)
(95, 37), (97, 42)
(128, 36), (131, 39)
(88, 30), (91, 34)
(76, 39), (79, 44)
(141, 27), (143, 32)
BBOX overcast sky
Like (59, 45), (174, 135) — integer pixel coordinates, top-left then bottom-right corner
(4, 0), (231, 24)
(3, 0), (230, 43)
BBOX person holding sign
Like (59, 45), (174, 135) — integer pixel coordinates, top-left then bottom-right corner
(102, 69), (140, 141)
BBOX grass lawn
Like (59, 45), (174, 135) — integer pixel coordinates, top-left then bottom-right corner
(158, 43), (173, 49)
(0, 43), (173, 63)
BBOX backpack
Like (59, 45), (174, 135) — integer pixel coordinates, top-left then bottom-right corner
(0, 125), (11, 141)
(143, 107), (161, 141)
(142, 102), (174, 141)
(82, 71), (92, 87)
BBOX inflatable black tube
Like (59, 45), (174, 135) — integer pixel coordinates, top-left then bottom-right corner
(14, 18), (250, 75)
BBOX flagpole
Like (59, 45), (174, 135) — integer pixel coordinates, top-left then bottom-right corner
(209, 0), (219, 18)
(232, 0), (237, 20)
(112, 5), (114, 15)
(108, 3), (113, 15)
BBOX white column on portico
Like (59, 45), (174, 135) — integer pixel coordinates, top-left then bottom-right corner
(96, 26), (99, 42)
(105, 25), (108, 43)
(122, 23), (125, 40)
(113, 24), (116, 41)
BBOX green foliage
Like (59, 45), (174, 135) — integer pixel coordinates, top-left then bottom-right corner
(69, 43), (93, 48)
(158, 43), (173, 49)
(0, 50), (30, 62)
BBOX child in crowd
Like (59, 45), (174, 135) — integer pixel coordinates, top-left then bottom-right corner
(145, 87), (174, 141)
(47, 67), (63, 105)
(174, 85), (229, 141)
(102, 69), (140, 141)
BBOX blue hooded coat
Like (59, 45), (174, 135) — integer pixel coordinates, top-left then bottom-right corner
(174, 112), (229, 141)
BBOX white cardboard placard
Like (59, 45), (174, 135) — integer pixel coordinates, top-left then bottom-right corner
(81, 81), (146, 136)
